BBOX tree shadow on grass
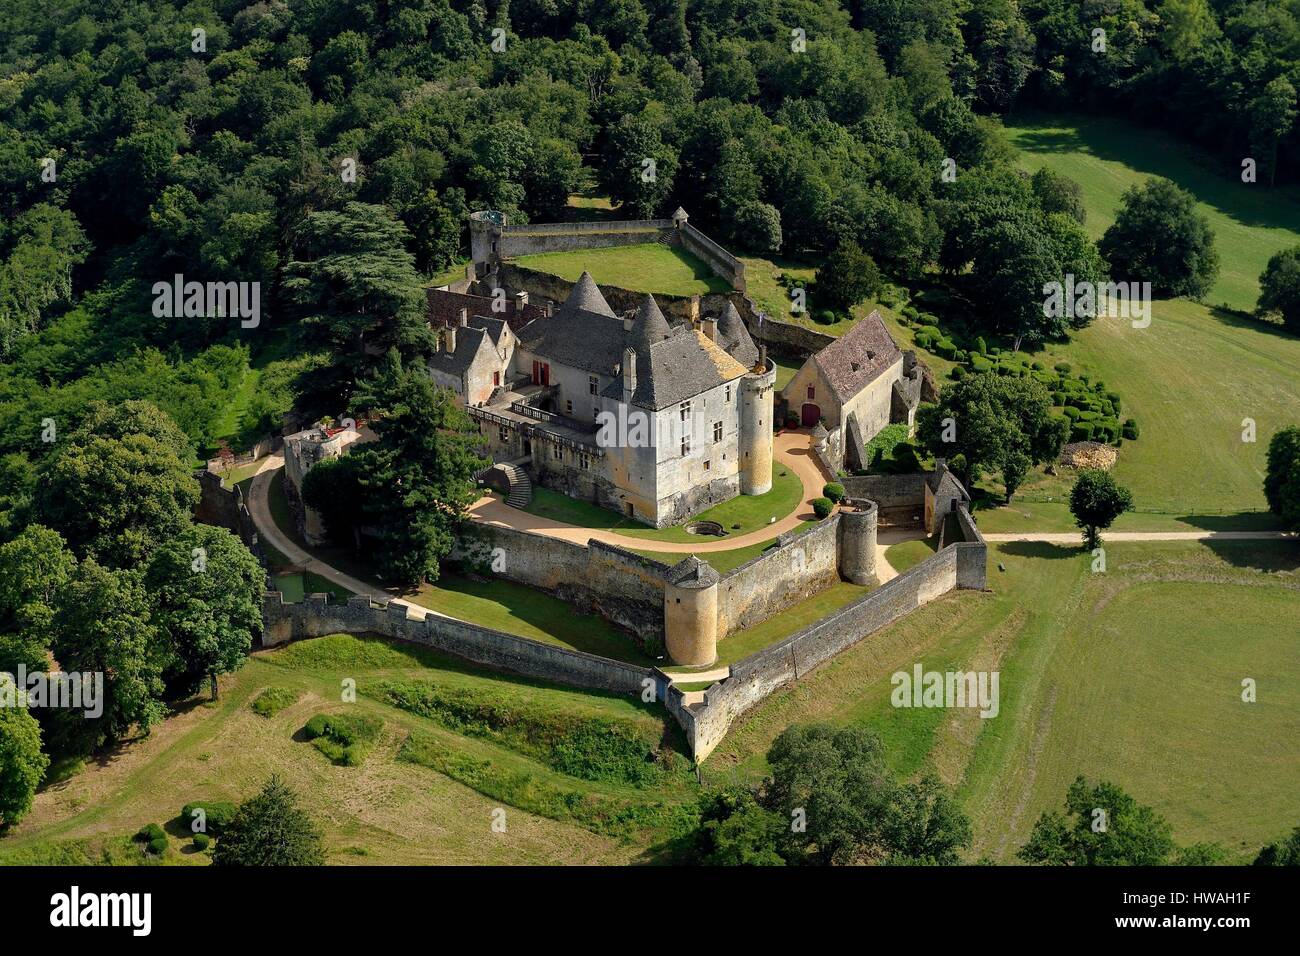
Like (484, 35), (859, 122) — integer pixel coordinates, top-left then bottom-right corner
(997, 540), (1084, 561)
(1200, 540), (1300, 574)
(1206, 307), (1300, 346)
(1173, 511), (1284, 532)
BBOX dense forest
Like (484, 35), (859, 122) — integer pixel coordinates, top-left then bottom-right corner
(1, 1), (1296, 467)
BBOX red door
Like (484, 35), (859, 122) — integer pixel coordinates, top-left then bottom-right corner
(540, 363), (550, 386)
(801, 403), (821, 427)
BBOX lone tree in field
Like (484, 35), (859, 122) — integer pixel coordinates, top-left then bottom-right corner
(1019, 776), (1221, 866)
(1099, 178), (1219, 299)
(815, 240), (882, 312)
(1068, 470), (1134, 549)
(213, 775), (325, 866)
(1258, 246), (1300, 333)
(1263, 426), (1300, 531)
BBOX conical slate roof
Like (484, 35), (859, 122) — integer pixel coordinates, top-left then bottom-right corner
(666, 554), (719, 588)
(563, 271), (616, 319)
(716, 301), (759, 368)
(629, 294), (673, 348)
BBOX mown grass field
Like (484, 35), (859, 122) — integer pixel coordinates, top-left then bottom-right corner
(708, 540), (1300, 863)
(1005, 112), (1300, 312)
(0, 635), (698, 865)
(513, 242), (731, 296)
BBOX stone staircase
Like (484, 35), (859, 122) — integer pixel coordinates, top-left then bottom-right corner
(493, 462), (533, 509)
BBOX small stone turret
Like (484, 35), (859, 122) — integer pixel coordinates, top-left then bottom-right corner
(738, 349), (776, 496)
(663, 556), (719, 666)
(469, 210), (506, 274)
(837, 500), (878, 586)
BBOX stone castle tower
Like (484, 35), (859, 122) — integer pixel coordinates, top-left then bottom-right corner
(738, 347), (776, 496)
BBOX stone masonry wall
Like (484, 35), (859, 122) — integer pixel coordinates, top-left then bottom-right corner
(714, 516), (841, 636)
(452, 521), (671, 651)
(685, 537), (988, 760)
(262, 591), (662, 698)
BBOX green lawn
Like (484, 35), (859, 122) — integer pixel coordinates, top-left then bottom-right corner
(883, 536), (939, 574)
(709, 540), (1300, 863)
(1006, 112), (1300, 313)
(514, 242), (731, 296)
(523, 466), (807, 544)
(713, 581), (870, 666)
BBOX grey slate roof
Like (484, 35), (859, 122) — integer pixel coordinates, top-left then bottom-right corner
(812, 310), (903, 404)
(666, 554), (719, 587)
(716, 301), (759, 368)
(599, 328), (747, 411)
(517, 276), (748, 410)
(427, 324), (487, 377)
(629, 294), (673, 349)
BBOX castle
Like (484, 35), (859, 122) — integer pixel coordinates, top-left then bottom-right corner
(428, 271), (776, 527)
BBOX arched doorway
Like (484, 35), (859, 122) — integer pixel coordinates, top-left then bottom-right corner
(801, 403), (821, 427)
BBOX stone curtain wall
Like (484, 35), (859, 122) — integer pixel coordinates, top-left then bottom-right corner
(498, 219), (672, 258)
(676, 222), (746, 291)
(262, 591), (663, 698)
(715, 517), (841, 635)
(452, 521), (671, 649)
(684, 536), (989, 760)
(194, 471), (263, 559)
(953, 504), (988, 590)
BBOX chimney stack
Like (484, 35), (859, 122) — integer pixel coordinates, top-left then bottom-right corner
(445, 325), (456, 353)
(622, 348), (637, 404)
(458, 308), (468, 327)
(700, 316), (718, 343)
(514, 291), (529, 312)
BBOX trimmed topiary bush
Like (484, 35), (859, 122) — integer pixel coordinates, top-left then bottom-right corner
(823, 482), (845, 503)
(135, 823), (167, 856)
(1071, 422), (1094, 442)
(1122, 418), (1140, 440)
(812, 497), (834, 519)
(1054, 362), (1072, 374)
(193, 833), (211, 851)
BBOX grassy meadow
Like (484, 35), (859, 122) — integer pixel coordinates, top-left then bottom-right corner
(0, 635), (697, 865)
(707, 540), (1300, 862)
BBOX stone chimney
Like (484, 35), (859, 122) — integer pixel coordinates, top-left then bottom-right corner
(622, 348), (637, 404)
(444, 325), (456, 353)
(458, 308), (468, 326)
(514, 290), (529, 312)
(700, 316), (718, 342)
(545, 300), (554, 318)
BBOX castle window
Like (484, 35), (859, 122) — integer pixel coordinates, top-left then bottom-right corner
(553, 443), (564, 462)
(725, 385), (732, 402)
(807, 385), (815, 400)
(713, 421), (722, 443)
(681, 435), (691, 457)
(579, 452), (592, 470)
(566, 399), (573, 414)
(588, 375), (598, 395)
(704, 459), (711, 471)
(680, 400), (691, 422)
(498, 427), (509, 443)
